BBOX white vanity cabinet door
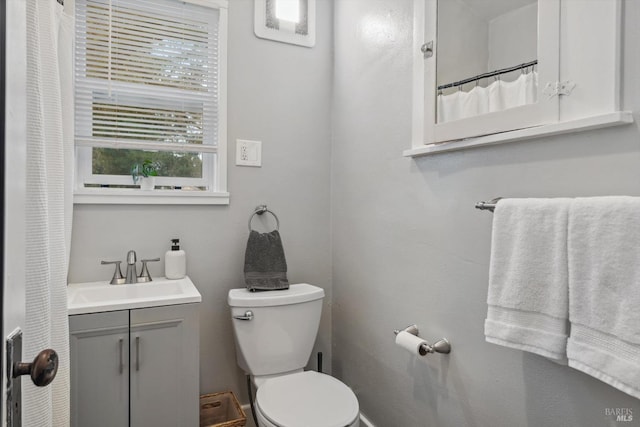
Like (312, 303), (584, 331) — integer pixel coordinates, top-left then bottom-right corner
(129, 304), (200, 427)
(70, 310), (130, 427)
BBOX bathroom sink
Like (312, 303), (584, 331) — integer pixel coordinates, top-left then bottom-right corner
(67, 276), (201, 315)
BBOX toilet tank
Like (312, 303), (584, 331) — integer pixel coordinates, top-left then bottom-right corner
(228, 284), (324, 376)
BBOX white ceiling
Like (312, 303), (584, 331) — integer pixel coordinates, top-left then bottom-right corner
(459, 0), (536, 22)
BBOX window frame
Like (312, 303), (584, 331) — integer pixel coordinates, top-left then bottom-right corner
(73, 0), (229, 205)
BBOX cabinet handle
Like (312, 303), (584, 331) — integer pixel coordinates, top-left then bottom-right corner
(135, 336), (140, 371)
(118, 338), (124, 374)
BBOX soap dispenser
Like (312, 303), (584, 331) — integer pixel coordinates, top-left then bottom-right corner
(165, 238), (186, 279)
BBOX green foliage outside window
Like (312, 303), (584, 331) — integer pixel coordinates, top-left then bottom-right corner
(92, 148), (203, 179)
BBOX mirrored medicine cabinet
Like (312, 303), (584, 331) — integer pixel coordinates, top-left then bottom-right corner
(407, 0), (633, 157)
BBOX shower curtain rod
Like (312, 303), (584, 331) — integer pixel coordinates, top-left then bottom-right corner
(437, 60), (537, 91)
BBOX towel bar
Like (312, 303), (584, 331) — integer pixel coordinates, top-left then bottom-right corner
(248, 205), (280, 231)
(475, 197), (503, 212)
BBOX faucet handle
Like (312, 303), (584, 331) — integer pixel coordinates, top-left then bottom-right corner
(138, 258), (161, 283)
(101, 260), (125, 285)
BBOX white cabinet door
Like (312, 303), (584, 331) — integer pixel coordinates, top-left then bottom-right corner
(427, 0), (560, 143)
(130, 304), (199, 427)
(410, 0), (625, 155)
(69, 311), (130, 427)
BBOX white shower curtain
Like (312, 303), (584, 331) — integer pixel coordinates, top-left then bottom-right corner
(437, 71), (538, 123)
(24, 1), (74, 426)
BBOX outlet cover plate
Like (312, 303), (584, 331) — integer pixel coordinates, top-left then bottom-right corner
(236, 139), (262, 167)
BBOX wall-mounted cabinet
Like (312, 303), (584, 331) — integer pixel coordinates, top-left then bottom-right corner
(70, 304), (199, 427)
(406, 0), (633, 157)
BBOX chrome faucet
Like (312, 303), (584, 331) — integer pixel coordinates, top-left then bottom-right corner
(138, 258), (161, 282)
(101, 260), (125, 285)
(125, 250), (137, 284)
(102, 250), (160, 284)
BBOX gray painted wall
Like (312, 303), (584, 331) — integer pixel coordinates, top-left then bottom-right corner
(67, 0), (640, 424)
(332, 1), (640, 426)
(436, 0), (489, 89)
(488, 3), (537, 74)
(68, 0), (334, 400)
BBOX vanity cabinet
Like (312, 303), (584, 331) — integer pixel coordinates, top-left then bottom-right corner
(69, 310), (129, 427)
(70, 304), (199, 427)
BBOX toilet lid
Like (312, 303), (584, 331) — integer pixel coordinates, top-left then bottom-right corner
(257, 371), (359, 427)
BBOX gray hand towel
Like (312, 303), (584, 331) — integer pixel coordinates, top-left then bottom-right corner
(244, 230), (289, 291)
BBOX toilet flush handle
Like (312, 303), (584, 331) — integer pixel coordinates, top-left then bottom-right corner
(233, 310), (254, 321)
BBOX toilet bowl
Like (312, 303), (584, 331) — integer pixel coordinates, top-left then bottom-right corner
(228, 284), (360, 427)
(255, 371), (359, 427)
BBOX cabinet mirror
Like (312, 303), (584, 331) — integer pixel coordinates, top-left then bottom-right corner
(437, 0), (538, 124)
(409, 0), (628, 156)
(433, 0), (559, 142)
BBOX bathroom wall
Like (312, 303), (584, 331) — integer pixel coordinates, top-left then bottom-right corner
(436, 0), (489, 88)
(332, 1), (640, 426)
(487, 3), (537, 71)
(68, 0), (334, 400)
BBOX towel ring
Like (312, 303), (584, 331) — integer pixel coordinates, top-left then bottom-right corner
(248, 205), (280, 232)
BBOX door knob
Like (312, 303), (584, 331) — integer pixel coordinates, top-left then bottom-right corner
(13, 349), (58, 387)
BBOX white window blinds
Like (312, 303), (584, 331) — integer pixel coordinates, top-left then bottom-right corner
(75, 0), (220, 153)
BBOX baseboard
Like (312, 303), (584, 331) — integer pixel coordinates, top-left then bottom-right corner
(359, 412), (376, 427)
(241, 404), (253, 425)
(241, 403), (376, 427)
(241, 404), (256, 427)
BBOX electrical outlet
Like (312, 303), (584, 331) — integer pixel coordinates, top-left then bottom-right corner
(236, 139), (262, 167)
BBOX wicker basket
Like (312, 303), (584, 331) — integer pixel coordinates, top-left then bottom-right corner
(200, 391), (247, 427)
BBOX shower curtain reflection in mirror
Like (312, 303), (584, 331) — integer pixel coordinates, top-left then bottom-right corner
(436, 0), (538, 123)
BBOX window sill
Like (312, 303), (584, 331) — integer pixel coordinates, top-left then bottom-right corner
(403, 111), (634, 158)
(74, 189), (230, 205)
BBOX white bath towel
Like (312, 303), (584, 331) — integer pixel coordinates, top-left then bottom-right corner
(485, 198), (571, 360)
(567, 196), (640, 399)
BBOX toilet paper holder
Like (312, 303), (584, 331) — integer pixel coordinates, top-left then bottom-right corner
(393, 324), (451, 356)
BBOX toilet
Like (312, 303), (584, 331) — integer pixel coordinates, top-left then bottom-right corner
(228, 283), (360, 427)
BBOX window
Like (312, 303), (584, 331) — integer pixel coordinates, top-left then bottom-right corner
(254, 0), (316, 48)
(74, 0), (228, 204)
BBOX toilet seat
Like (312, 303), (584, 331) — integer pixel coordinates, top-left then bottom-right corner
(256, 371), (359, 427)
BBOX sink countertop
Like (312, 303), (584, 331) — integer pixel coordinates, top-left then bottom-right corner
(67, 276), (202, 315)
